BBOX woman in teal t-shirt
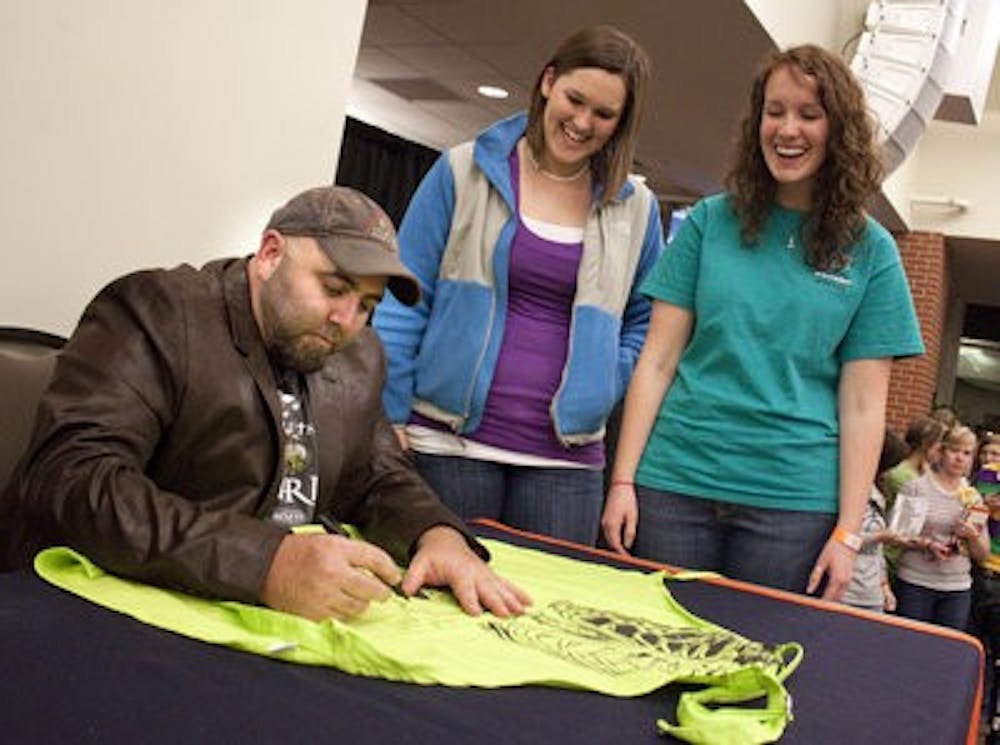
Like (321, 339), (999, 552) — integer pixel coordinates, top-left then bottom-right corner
(601, 44), (924, 599)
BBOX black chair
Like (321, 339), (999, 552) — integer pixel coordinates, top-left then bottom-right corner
(0, 328), (64, 492)
(0, 326), (66, 356)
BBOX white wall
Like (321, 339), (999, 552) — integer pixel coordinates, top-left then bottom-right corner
(744, 0), (868, 51)
(907, 113), (1000, 238)
(880, 144), (920, 229)
(0, 0), (367, 336)
(746, 0), (1000, 240)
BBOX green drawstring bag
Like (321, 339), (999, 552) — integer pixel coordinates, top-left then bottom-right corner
(659, 663), (797, 743)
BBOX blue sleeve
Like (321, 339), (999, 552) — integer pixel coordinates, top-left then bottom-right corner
(372, 152), (456, 422)
(616, 195), (665, 399)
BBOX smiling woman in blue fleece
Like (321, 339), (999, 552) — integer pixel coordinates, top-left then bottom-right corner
(374, 25), (665, 546)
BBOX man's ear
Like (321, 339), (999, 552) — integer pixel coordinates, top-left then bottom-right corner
(254, 230), (286, 280)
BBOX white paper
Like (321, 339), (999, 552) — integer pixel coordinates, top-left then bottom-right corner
(888, 492), (928, 538)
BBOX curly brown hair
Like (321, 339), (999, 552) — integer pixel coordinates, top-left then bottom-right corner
(524, 25), (651, 207)
(724, 45), (883, 271)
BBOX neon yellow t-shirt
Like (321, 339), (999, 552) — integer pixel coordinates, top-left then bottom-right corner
(36, 541), (801, 745)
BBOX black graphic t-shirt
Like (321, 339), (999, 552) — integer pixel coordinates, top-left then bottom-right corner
(268, 370), (320, 528)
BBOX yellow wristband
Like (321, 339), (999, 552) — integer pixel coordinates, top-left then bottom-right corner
(833, 526), (863, 552)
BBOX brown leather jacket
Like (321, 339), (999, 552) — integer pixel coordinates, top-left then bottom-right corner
(1, 257), (478, 601)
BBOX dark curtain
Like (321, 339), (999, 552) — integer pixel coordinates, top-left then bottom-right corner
(965, 304), (1000, 342)
(335, 117), (440, 227)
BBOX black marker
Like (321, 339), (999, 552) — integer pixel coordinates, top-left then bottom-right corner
(317, 514), (426, 599)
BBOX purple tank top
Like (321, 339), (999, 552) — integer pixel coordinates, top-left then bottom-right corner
(441, 151), (603, 466)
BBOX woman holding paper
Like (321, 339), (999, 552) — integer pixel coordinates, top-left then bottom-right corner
(890, 426), (990, 630)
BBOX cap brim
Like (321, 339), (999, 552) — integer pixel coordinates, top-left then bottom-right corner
(317, 236), (421, 306)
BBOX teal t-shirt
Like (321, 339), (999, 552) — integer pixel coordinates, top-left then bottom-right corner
(638, 195), (924, 513)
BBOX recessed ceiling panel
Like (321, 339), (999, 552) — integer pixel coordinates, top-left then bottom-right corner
(370, 77), (464, 102)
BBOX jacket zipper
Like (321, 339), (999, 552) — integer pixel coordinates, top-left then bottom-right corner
(460, 283), (497, 432)
(551, 205), (603, 447)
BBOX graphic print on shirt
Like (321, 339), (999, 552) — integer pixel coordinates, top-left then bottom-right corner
(35, 538), (804, 744)
(270, 381), (319, 527)
(859, 498), (884, 557)
(486, 600), (785, 677)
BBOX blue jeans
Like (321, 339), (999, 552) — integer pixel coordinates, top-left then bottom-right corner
(412, 453), (604, 545)
(632, 486), (836, 594)
(895, 578), (972, 631)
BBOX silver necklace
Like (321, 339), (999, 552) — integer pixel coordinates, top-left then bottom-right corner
(525, 146), (589, 183)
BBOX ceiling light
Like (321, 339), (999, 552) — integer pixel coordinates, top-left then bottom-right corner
(477, 85), (509, 99)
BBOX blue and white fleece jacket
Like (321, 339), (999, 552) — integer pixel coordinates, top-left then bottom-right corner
(373, 112), (664, 446)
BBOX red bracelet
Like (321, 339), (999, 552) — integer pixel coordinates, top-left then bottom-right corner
(610, 480), (635, 488)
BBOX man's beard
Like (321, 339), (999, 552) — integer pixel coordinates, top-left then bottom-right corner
(267, 329), (342, 373)
(260, 282), (346, 373)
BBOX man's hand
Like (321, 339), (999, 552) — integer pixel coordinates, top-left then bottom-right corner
(260, 533), (402, 621)
(403, 526), (532, 617)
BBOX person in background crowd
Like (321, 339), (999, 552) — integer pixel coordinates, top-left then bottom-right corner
(971, 432), (1000, 735)
(373, 25), (664, 545)
(880, 414), (947, 511)
(977, 432), (1000, 474)
(879, 414), (947, 579)
(971, 433), (1000, 605)
(890, 426), (989, 630)
(601, 44), (923, 600)
(930, 403), (960, 431)
(842, 429), (907, 613)
(1, 186), (530, 622)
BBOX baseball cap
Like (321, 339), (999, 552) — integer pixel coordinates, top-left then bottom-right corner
(266, 186), (420, 306)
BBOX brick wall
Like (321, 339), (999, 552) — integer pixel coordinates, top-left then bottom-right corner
(886, 231), (947, 435)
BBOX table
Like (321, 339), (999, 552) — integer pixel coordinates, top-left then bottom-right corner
(0, 520), (983, 744)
